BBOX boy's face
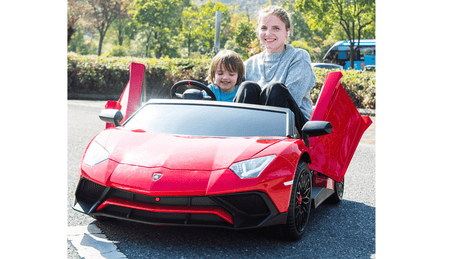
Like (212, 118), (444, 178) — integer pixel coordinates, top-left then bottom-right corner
(215, 61), (238, 93)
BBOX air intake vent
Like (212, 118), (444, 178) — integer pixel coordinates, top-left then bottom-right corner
(217, 193), (270, 215)
(79, 178), (106, 202)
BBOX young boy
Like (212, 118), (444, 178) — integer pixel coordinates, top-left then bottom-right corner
(205, 50), (245, 102)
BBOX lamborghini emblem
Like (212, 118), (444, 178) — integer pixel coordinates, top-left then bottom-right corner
(152, 173), (163, 181)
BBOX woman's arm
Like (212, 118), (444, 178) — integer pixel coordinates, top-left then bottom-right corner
(283, 49), (316, 107)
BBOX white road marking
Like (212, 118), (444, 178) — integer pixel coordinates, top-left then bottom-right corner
(67, 224), (127, 259)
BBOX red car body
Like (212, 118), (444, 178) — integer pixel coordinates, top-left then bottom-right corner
(73, 62), (372, 238)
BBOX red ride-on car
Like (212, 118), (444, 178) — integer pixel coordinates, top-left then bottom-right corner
(73, 63), (372, 240)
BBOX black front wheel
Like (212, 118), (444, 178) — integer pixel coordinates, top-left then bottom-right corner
(279, 161), (312, 240)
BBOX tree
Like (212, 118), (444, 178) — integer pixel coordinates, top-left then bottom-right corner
(296, 0), (375, 69)
(180, 5), (201, 57)
(67, 0), (91, 46)
(234, 19), (256, 59)
(131, 0), (187, 58)
(181, 0), (230, 56)
(111, 16), (132, 46)
(86, 0), (130, 56)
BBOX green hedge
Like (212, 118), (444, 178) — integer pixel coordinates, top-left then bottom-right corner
(312, 68), (376, 109)
(68, 52), (375, 109)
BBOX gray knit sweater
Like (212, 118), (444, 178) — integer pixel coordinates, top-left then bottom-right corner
(244, 44), (316, 120)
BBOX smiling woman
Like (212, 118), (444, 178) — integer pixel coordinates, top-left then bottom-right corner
(233, 5), (316, 133)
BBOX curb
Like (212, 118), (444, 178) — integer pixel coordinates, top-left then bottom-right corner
(68, 94), (121, 101)
(358, 108), (375, 117)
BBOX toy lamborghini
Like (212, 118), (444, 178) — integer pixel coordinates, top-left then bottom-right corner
(73, 63), (372, 240)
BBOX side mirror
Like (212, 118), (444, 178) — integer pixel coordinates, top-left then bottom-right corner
(99, 109), (123, 127)
(302, 121), (332, 147)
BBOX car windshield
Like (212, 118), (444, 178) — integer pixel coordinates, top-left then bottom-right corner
(123, 103), (288, 137)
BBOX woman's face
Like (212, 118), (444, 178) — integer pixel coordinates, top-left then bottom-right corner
(258, 13), (290, 53)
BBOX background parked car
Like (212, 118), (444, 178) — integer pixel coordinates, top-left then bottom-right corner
(364, 65), (376, 71)
(311, 63), (343, 69)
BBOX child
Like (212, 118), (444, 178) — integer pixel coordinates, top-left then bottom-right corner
(205, 50), (245, 102)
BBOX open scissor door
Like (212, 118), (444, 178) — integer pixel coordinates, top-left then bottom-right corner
(104, 62), (146, 128)
(309, 71), (373, 182)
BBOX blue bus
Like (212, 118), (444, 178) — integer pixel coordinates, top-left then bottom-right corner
(322, 39), (375, 70)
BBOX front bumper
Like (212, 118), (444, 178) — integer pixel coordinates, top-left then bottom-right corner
(73, 177), (287, 229)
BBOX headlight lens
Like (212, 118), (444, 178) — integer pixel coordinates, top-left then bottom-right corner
(83, 141), (109, 166)
(230, 155), (276, 179)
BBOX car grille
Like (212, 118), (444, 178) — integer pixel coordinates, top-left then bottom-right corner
(74, 177), (279, 229)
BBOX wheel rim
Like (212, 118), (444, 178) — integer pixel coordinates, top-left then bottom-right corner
(294, 169), (311, 232)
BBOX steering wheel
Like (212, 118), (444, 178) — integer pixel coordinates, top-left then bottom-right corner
(170, 80), (217, 101)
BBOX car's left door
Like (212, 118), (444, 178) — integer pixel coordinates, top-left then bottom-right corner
(104, 62), (146, 128)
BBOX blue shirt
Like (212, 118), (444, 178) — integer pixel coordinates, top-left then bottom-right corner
(204, 83), (239, 102)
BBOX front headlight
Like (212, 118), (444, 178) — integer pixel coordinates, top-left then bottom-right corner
(83, 141), (109, 166)
(230, 155), (276, 179)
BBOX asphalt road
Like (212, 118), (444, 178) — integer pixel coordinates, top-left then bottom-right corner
(67, 100), (375, 259)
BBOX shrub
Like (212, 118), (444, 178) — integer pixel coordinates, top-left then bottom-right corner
(67, 53), (375, 109)
(67, 52), (210, 99)
(103, 45), (129, 57)
(311, 68), (375, 109)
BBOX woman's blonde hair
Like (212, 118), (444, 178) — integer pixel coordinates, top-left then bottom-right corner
(208, 50), (245, 85)
(257, 5), (292, 31)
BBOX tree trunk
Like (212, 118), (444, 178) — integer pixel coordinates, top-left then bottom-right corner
(349, 44), (355, 69)
(156, 45), (162, 59)
(188, 31), (191, 57)
(145, 40), (150, 58)
(154, 31), (162, 58)
(68, 26), (76, 46)
(98, 33), (104, 56)
(118, 29), (123, 46)
(145, 31), (152, 58)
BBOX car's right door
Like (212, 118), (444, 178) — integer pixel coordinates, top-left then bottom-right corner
(308, 71), (372, 183)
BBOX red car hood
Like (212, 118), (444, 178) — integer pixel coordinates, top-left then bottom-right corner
(96, 128), (283, 171)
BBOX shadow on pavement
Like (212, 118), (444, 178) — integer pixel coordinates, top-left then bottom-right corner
(94, 199), (375, 259)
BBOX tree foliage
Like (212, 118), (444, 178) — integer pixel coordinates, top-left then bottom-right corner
(180, 4), (202, 57)
(131, 0), (188, 58)
(234, 19), (257, 59)
(67, 0), (91, 45)
(181, 0), (230, 56)
(68, 0), (376, 61)
(85, 0), (131, 56)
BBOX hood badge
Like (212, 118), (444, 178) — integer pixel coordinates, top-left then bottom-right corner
(152, 173), (163, 181)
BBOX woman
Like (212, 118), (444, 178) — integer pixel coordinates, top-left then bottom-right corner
(233, 5), (316, 133)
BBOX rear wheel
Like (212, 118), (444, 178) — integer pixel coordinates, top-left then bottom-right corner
(280, 161), (312, 240)
(328, 178), (345, 203)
